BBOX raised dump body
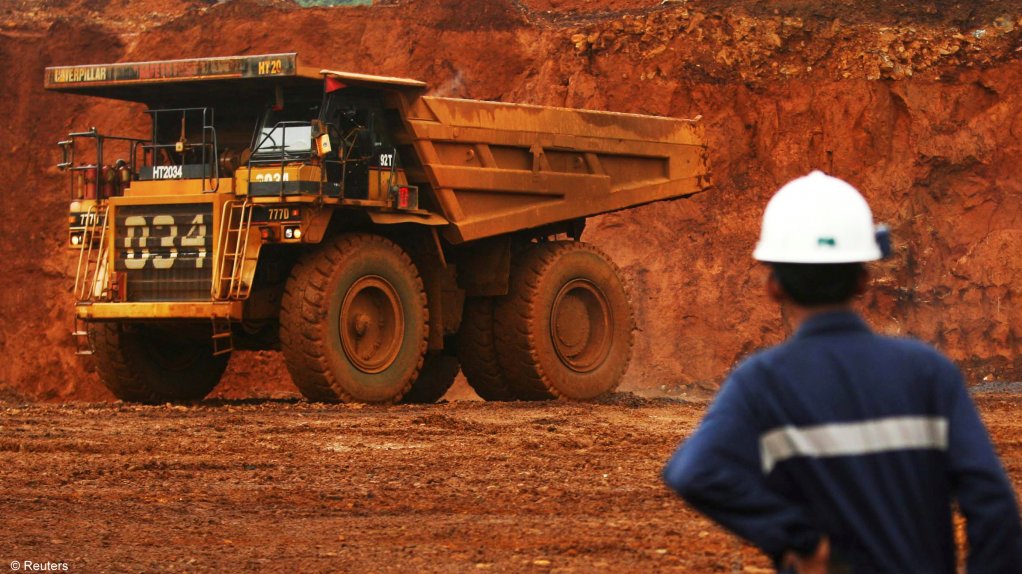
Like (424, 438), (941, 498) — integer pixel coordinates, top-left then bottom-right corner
(45, 53), (710, 405)
(395, 95), (707, 242)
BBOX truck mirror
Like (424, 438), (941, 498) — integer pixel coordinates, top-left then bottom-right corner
(315, 133), (332, 157)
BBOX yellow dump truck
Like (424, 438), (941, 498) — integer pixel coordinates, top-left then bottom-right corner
(45, 53), (710, 404)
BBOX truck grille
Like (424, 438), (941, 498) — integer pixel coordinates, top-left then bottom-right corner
(114, 204), (214, 302)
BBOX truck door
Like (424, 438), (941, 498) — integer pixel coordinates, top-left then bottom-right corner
(338, 109), (371, 199)
(320, 96), (401, 201)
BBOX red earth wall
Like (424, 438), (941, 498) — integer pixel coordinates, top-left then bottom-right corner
(2, 0), (1022, 400)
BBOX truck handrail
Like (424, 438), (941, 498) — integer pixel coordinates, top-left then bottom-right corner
(140, 107), (219, 193)
(58, 128), (148, 201)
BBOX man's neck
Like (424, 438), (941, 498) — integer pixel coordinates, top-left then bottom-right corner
(781, 303), (854, 334)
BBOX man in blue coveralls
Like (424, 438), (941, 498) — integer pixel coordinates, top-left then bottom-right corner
(663, 171), (1022, 573)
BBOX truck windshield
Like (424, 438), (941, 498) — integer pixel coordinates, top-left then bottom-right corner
(250, 101), (320, 159)
(253, 123), (312, 155)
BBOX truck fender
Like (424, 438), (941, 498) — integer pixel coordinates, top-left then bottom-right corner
(368, 211), (449, 226)
(303, 207), (335, 244)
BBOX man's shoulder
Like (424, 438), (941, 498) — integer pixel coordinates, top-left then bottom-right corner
(737, 330), (958, 377)
(727, 344), (790, 384)
(871, 332), (958, 370)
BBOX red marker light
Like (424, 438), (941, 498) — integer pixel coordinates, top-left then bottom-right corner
(398, 187), (410, 209)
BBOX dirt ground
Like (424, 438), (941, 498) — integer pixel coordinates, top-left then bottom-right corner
(2, 391), (1020, 573)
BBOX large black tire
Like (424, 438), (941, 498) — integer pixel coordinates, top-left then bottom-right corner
(279, 233), (429, 403)
(457, 297), (516, 401)
(401, 352), (460, 404)
(494, 241), (634, 400)
(90, 322), (228, 404)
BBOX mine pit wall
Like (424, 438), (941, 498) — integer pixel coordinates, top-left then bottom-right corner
(2, 1), (1022, 400)
(588, 69), (1022, 390)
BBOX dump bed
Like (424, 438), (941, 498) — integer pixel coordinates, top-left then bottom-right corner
(395, 95), (709, 243)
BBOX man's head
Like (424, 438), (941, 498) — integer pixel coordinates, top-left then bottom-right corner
(768, 262), (866, 306)
(754, 171), (882, 308)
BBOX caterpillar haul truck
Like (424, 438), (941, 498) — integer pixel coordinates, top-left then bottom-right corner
(45, 53), (710, 404)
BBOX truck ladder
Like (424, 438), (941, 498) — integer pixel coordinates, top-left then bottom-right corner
(71, 204), (111, 355)
(212, 199), (255, 301)
(71, 316), (94, 356)
(210, 315), (234, 356)
(73, 204), (111, 303)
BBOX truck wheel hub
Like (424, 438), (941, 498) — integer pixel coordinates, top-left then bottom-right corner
(550, 279), (612, 373)
(339, 276), (404, 374)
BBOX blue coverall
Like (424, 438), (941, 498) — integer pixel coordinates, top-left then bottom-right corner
(663, 311), (1022, 573)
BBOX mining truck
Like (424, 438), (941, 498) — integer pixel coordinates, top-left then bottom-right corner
(45, 53), (710, 404)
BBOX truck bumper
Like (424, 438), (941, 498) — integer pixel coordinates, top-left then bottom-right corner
(75, 301), (243, 321)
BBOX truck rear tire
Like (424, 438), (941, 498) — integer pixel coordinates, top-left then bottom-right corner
(494, 241), (633, 400)
(90, 322), (228, 404)
(458, 297), (516, 401)
(401, 352), (460, 404)
(280, 233), (429, 403)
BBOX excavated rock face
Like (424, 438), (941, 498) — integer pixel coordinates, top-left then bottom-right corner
(2, 0), (1022, 400)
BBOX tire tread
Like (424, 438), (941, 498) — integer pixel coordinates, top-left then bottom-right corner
(280, 233), (428, 403)
(494, 241), (634, 400)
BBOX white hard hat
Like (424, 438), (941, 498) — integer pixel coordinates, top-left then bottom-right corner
(753, 171), (883, 263)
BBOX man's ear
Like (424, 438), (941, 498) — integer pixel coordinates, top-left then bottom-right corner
(854, 267), (870, 297)
(767, 271), (787, 303)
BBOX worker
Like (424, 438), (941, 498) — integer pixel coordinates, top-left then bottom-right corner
(662, 171), (1022, 573)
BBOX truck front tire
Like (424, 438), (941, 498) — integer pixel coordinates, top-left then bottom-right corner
(494, 241), (633, 400)
(90, 322), (228, 403)
(280, 233), (429, 403)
